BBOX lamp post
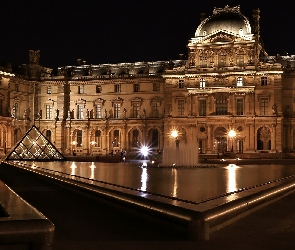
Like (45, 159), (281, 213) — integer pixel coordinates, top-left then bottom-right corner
(90, 141), (96, 156)
(228, 129), (236, 152)
(71, 141), (77, 155)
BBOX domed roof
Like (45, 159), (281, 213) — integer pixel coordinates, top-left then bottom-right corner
(195, 5), (252, 38)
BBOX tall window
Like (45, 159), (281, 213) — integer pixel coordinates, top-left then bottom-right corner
(77, 130), (82, 147)
(177, 100), (185, 116)
(218, 51), (226, 67)
(113, 130), (119, 147)
(178, 80), (184, 88)
(96, 104), (102, 118)
(260, 98), (268, 115)
(114, 83), (121, 92)
(96, 85), (102, 93)
(236, 98), (244, 115)
(133, 83), (139, 92)
(261, 77), (268, 86)
(47, 86), (52, 94)
(132, 103), (140, 118)
(45, 105), (52, 119)
(77, 105), (84, 119)
(236, 52), (244, 67)
(200, 78), (206, 88)
(45, 130), (51, 141)
(199, 99), (206, 116)
(0, 99), (3, 116)
(237, 77), (243, 86)
(78, 85), (84, 94)
(95, 130), (101, 147)
(114, 103), (121, 118)
(132, 130), (139, 147)
(216, 95), (228, 115)
(200, 56), (207, 68)
(153, 82), (160, 92)
(14, 103), (19, 118)
(152, 102), (159, 118)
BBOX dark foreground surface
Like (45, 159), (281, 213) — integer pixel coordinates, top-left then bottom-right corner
(0, 163), (295, 250)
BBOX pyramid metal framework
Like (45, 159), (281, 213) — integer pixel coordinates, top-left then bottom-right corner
(5, 125), (65, 161)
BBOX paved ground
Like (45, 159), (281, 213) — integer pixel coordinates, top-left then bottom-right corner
(1, 163), (295, 250)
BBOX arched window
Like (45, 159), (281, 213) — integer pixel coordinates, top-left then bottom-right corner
(77, 130), (82, 147)
(113, 130), (119, 147)
(132, 130), (139, 147)
(95, 130), (101, 147)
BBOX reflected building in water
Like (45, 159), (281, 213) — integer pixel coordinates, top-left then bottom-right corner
(1, 5), (295, 157)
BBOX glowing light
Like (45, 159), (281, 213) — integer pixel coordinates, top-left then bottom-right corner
(171, 130), (178, 139)
(140, 167), (148, 191)
(140, 146), (149, 157)
(228, 130), (236, 138)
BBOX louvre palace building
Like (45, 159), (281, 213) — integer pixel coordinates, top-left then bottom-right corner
(1, 5), (295, 158)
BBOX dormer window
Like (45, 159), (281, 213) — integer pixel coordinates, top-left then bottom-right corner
(203, 30), (207, 36)
(237, 77), (243, 87)
(200, 78), (206, 88)
(239, 28), (244, 36)
(261, 77), (267, 86)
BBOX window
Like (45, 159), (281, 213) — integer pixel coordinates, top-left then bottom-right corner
(114, 103), (121, 118)
(47, 86), (52, 94)
(200, 55), (207, 68)
(199, 99), (206, 116)
(237, 77), (243, 86)
(13, 103), (19, 118)
(95, 104), (102, 118)
(216, 95), (228, 115)
(78, 85), (84, 94)
(236, 52), (244, 67)
(114, 83), (121, 92)
(96, 85), (102, 93)
(132, 103), (140, 118)
(153, 82), (160, 92)
(133, 83), (139, 92)
(260, 98), (268, 115)
(152, 102), (160, 118)
(178, 80), (184, 89)
(45, 105), (52, 119)
(132, 130), (139, 147)
(218, 51), (226, 67)
(77, 130), (82, 147)
(261, 77), (267, 86)
(95, 130), (101, 147)
(0, 99), (2, 116)
(236, 98), (244, 115)
(177, 100), (185, 116)
(77, 104), (84, 119)
(45, 130), (51, 141)
(200, 78), (206, 88)
(113, 130), (119, 147)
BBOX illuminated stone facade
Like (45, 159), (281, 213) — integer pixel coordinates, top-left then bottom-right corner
(2, 5), (295, 157)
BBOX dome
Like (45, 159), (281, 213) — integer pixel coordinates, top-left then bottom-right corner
(195, 5), (252, 38)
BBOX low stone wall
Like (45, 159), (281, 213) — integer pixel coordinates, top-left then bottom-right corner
(0, 180), (54, 249)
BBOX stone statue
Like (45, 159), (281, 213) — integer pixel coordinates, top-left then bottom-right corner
(142, 109), (146, 118)
(123, 108), (127, 118)
(105, 109), (108, 119)
(55, 109), (59, 120)
(29, 50), (40, 64)
(272, 104), (277, 115)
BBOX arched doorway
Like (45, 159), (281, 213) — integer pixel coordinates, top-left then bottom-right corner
(257, 126), (271, 151)
(214, 127), (227, 154)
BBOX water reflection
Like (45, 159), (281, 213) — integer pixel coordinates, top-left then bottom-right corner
(32, 161), (295, 203)
(70, 162), (77, 176)
(89, 162), (96, 180)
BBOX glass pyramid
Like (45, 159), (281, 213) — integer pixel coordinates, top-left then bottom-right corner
(5, 125), (65, 161)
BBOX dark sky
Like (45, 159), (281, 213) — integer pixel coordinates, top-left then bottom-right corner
(1, 0), (294, 69)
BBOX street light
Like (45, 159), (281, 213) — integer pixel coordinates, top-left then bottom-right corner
(90, 141), (96, 156)
(171, 129), (180, 149)
(228, 129), (236, 152)
(71, 141), (77, 155)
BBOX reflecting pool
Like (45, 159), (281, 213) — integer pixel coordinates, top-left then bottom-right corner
(32, 161), (295, 203)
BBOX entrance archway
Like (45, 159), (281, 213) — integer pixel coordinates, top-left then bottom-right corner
(257, 126), (271, 150)
(214, 127), (227, 154)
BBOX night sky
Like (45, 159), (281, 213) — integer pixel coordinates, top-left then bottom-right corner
(1, 0), (294, 70)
